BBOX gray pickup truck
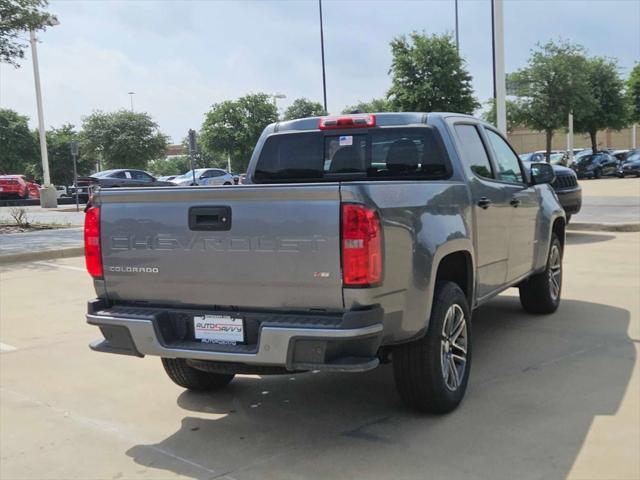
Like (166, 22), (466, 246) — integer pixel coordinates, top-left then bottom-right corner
(85, 113), (565, 413)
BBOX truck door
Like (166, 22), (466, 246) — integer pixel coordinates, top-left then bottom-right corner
(483, 128), (538, 282)
(453, 123), (510, 299)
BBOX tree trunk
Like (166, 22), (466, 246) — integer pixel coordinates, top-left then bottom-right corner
(545, 130), (553, 163)
(590, 131), (597, 153)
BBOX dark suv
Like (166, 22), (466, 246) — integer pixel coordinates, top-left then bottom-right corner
(571, 152), (618, 179)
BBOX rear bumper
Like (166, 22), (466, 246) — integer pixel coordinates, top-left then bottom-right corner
(87, 300), (384, 373)
(555, 186), (582, 214)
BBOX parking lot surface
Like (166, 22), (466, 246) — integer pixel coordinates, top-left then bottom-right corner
(1, 231), (639, 480)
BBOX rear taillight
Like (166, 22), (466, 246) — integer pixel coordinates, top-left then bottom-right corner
(84, 207), (102, 278)
(341, 204), (382, 287)
(319, 114), (376, 130)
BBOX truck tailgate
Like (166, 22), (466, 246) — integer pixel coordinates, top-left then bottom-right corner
(98, 184), (343, 310)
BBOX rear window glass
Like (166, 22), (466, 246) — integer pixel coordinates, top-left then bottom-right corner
(253, 128), (449, 183)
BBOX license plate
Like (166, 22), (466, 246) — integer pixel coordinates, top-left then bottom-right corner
(193, 315), (244, 345)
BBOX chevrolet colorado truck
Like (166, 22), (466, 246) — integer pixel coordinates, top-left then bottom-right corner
(85, 113), (565, 413)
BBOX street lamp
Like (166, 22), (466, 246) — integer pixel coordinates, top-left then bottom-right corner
(271, 92), (286, 108)
(128, 91), (135, 111)
(30, 15), (59, 208)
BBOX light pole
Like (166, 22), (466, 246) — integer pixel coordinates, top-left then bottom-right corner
(271, 92), (286, 113)
(128, 91), (135, 111)
(318, 0), (328, 113)
(492, 0), (506, 135)
(30, 17), (59, 208)
(454, 0), (459, 51)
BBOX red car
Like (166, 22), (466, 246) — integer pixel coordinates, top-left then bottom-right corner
(0, 175), (41, 199)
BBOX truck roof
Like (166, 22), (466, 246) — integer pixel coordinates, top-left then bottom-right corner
(273, 112), (483, 133)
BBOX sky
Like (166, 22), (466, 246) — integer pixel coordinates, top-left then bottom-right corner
(1, 0), (638, 143)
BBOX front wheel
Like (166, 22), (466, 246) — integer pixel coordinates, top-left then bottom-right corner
(161, 358), (234, 391)
(393, 282), (471, 414)
(519, 233), (563, 314)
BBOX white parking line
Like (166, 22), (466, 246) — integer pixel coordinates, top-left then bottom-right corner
(34, 261), (85, 272)
(0, 343), (17, 353)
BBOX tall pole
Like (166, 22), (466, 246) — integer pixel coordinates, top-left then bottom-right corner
(567, 112), (574, 165)
(128, 91), (135, 111)
(455, 0), (459, 51)
(492, 0), (506, 134)
(29, 30), (51, 187)
(633, 123), (637, 149)
(318, 0), (328, 113)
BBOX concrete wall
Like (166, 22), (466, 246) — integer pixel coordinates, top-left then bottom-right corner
(507, 125), (638, 153)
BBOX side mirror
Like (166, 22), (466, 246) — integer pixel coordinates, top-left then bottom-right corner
(530, 162), (555, 185)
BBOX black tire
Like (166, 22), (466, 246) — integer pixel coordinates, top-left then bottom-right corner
(519, 233), (563, 314)
(161, 358), (234, 391)
(223, 181), (232, 185)
(22, 189), (29, 200)
(593, 168), (601, 179)
(393, 281), (471, 414)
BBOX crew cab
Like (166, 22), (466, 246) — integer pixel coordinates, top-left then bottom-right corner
(85, 113), (565, 413)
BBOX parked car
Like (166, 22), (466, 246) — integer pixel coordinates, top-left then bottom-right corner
(617, 151), (640, 177)
(519, 150), (565, 164)
(157, 175), (177, 182)
(171, 168), (235, 186)
(522, 162), (581, 222)
(612, 149), (631, 162)
(570, 152), (619, 178)
(71, 169), (174, 201)
(54, 185), (69, 198)
(85, 112), (566, 414)
(0, 175), (40, 199)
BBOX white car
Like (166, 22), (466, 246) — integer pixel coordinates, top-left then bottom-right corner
(171, 168), (234, 186)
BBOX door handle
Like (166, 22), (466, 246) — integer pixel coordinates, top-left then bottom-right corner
(477, 197), (492, 209)
(189, 206), (232, 231)
(510, 198), (521, 208)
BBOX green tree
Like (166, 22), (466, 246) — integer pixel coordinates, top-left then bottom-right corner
(387, 32), (479, 114)
(627, 63), (640, 124)
(341, 98), (393, 114)
(25, 124), (92, 185)
(481, 98), (524, 133)
(0, 0), (57, 67)
(0, 108), (38, 174)
(282, 98), (326, 120)
(80, 110), (168, 170)
(147, 155), (191, 177)
(509, 40), (592, 161)
(200, 93), (277, 173)
(573, 57), (628, 152)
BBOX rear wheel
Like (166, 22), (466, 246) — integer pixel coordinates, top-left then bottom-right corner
(161, 358), (234, 391)
(519, 233), (562, 314)
(593, 168), (602, 179)
(393, 282), (471, 414)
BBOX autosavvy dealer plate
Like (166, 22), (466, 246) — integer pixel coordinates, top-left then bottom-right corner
(193, 315), (244, 345)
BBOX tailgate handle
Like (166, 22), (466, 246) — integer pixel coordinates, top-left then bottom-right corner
(189, 206), (231, 231)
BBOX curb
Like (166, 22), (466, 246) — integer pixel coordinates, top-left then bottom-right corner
(567, 222), (640, 232)
(0, 246), (84, 266)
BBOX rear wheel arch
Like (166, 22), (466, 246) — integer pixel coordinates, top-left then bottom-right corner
(433, 249), (474, 308)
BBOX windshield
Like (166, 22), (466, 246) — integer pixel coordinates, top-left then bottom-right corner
(253, 127), (451, 183)
(93, 170), (119, 178)
(625, 153), (640, 163)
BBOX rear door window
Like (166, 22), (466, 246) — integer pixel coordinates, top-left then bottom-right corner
(253, 128), (449, 183)
(454, 124), (494, 179)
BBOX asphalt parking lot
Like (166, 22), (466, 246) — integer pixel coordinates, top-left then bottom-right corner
(1, 230), (639, 480)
